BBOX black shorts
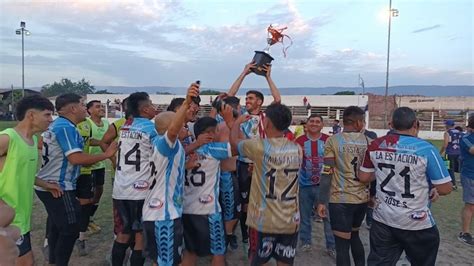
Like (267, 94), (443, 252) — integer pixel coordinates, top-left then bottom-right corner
(91, 168), (105, 186)
(329, 202), (367, 232)
(76, 174), (93, 199)
(113, 199), (144, 234)
(143, 219), (183, 266)
(35, 190), (80, 236)
(248, 228), (298, 266)
(237, 160), (252, 205)
(182, 213), (225, 256)
(368, 220), (440, 266)
(16, 232), (32, 257)
(219, 171), (241, 221)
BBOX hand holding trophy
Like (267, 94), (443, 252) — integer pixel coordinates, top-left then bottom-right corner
(252, 24), (293, 76)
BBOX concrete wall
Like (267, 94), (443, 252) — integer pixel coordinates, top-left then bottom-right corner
(397, 96), (473, 110)
(87, 94), (369, 108)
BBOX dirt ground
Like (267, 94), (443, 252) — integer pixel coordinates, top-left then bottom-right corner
(30, 173), (473, 266)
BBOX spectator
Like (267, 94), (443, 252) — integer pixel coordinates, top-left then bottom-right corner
(458, 115), (474, 246)
(440, 120), (462, 190)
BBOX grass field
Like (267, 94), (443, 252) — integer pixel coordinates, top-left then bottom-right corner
(0, 121), (471, 265)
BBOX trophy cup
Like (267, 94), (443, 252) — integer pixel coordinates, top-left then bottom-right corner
(252, 24), (292, 76)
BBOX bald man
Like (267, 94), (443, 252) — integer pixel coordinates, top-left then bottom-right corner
(142, 83), (200, 266)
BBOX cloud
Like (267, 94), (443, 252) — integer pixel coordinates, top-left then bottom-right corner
(412, 24), (441, 33)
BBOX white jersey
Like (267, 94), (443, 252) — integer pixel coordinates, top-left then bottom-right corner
(36, 117), (83, 191)
(112, 117), (158, 200)
(361, 133), (451, 230)
(183, 142), (231, 215)
(143, 133), (185, 221)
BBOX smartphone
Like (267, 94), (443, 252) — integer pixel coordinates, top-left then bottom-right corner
(192, 80), (201, 104)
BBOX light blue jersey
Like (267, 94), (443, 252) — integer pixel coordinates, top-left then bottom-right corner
(361, 133), (451, 230)
(183, 142), (231, 215)
(36, 117), (83, 191)
(238, 110), (266, 163)
(143, 133), (186, 221)
(113, 117), (158, 200)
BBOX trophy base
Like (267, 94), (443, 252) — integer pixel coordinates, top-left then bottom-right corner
(252, 51), (274, 76)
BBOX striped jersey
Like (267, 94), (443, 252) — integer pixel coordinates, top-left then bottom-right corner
(324, 132), (370, 204)
(238, 110), (266, 163)
(183, 142), (232, 215)
(238, 138), (302, 234)
(361, 133), (451, 230)
(36, 117), (83, 191)
(295, 133), (329, 186)
(112, 117), (158, 200)
(142, 133), (186, 221)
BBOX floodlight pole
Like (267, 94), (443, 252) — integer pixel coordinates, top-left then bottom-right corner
(384, 0), (398, 128)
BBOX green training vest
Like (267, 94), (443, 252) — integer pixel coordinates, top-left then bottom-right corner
(87, 118), (109, 170)
(0, 128), (38, 234)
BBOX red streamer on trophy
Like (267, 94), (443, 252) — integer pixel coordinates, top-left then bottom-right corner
(267, 24), (293, 57)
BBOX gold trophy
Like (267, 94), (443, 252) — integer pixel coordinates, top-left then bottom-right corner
(252, 24), (292, 76)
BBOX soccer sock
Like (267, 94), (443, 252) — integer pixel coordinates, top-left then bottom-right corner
(334, 235), (351, 266)
(112, 241), (129, 266)
(240, 212), (248, 241)
(350, 231), (365, 266)
(90, 204), (99, 218)
(79, 204), (92, 233)
(130, 250), (145, 266)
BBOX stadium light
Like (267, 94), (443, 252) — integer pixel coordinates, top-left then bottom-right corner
(383, 0), (399, 128)
(15, 21), (31, 97)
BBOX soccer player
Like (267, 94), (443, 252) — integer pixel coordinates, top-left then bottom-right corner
(458, 115), (474, 246)
(359, 107), (453, 265)
(111, 92), (157, 266)
(181, 116), (232, 266)
(295, 114), (336, 257)
(0, 95), (56, 265)
(330, 120), (341, 135)
(440, 119), (462, 189)
(226, 103), (302, 266)
(36, 93), (117, 266)
(142, 83), (199, 266)
(86, 100), (109, 233)
(226, 61), (281, 244)
(317, 106), (371, 266)
(75, 118), (94, 256)
(214, 96), (242, 250)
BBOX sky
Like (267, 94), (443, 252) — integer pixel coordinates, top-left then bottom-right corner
(0, 0), (472, 90)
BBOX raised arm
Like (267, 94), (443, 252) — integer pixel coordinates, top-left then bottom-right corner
(168, 83), (200, 143)
(222, 105), (249, 156)
(262, 64), (281, 104)
(228, 62), (256, 96)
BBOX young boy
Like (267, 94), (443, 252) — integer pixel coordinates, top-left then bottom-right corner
(181, 116), (232, 266)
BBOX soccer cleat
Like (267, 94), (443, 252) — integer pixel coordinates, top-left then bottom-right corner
(301, 244), (312, 252)
(42, 244), (49, 262)
(229, 234), (238, 250)
(327, 248), (336, 260)
(76, 240), (88, 256)
(453, 185), (458, 190)
(458, 232), (474, 246)
(87, 221), (102, 234)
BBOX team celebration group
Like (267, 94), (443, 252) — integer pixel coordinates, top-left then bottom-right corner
(0, 63), (473, 266)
